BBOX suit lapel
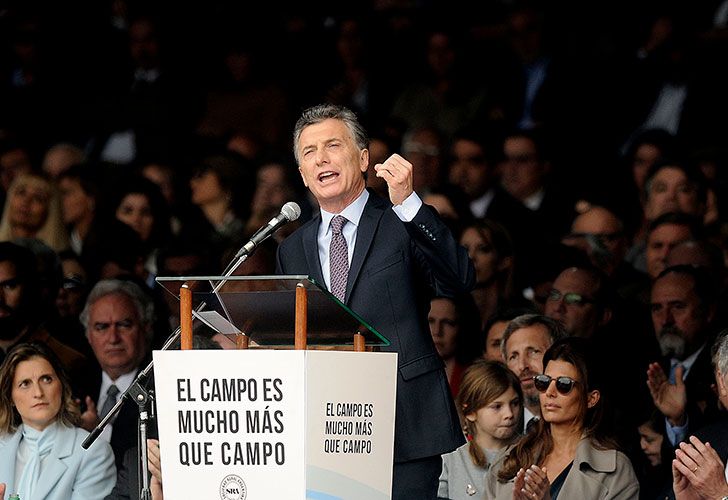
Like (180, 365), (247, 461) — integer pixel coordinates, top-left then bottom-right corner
(346, 195), (386, 301)
(302, 216), (325, 286)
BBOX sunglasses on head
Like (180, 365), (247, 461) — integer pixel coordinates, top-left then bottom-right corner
(533, 374), (580, 395)
(547, 289), (594, 306)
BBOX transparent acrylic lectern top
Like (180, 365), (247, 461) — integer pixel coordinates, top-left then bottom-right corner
(155, 275), (389, 347)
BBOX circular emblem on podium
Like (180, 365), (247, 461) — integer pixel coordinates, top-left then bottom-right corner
(220, 474), (247, 500)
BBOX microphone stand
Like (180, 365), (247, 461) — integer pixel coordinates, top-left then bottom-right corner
(82, 241), (256, 499)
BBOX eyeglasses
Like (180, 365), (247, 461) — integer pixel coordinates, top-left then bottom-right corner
(547, 289), (594, 306)
(62, 275), (85, 290)
(533, 374), (580, 395)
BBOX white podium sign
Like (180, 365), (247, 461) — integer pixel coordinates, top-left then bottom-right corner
(154, 349), (397, 500)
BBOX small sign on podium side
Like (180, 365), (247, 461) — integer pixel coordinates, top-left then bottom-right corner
(154, 349), (397, 500)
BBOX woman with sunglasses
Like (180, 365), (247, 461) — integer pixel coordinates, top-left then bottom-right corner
(485, 337), (639, 499)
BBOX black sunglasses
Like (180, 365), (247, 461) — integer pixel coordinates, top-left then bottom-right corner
(533, 374), (580, 395)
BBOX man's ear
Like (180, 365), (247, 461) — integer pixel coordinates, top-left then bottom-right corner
(298, 167), (308, 188)
(587, 389), (600, 409)
(359, 148), (369, 173)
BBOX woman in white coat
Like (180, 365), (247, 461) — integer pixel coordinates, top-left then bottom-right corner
(0, 342), (116, 499)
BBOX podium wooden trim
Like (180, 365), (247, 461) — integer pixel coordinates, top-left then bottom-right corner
(177, 280), (369, 351)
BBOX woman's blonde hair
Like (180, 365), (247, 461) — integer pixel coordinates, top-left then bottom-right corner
(0, 172), (69, 251)
(0, 342), (81, 434)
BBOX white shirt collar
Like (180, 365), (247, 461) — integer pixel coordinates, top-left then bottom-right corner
(320, 189), (369, 233)
(672, 342), (706, 378)
(469, 189), (495, 218)
(523, 188), (545, 210)
(100, 369), (138, 399)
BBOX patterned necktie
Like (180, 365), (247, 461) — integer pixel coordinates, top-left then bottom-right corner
(100, 384), (120, 419)
(329, 215), (349, 301)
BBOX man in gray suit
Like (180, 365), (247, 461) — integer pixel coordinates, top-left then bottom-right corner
(276, 104), (474, 499)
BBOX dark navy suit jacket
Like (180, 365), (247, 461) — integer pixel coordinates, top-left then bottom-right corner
(276, 192), (475, 462)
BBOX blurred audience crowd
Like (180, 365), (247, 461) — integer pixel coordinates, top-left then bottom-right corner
(3, 0), (728, 498)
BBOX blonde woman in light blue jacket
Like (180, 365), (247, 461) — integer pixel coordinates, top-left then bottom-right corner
(0, 342), (116, 500)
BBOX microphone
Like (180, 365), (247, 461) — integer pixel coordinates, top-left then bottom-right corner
(235, 201), (301, 258)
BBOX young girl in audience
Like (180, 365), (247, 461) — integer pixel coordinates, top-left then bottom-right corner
(636, 407), (671, 500)
(438, 359), (522, 500)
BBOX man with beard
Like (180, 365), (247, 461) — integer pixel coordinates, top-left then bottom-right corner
(0, 241), (88, 377)
(646, 264), (720, 448)
(500, 313), (565, 432)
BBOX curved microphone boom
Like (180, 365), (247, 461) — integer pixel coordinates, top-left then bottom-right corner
(234, 201), (301, 259)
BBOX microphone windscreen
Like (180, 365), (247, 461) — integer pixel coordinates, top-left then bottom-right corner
(281, 201), (302, 221)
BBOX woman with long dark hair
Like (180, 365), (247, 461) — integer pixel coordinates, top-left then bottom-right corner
(485, 337), (639, 499)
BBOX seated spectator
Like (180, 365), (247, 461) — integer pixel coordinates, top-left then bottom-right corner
(646, 265), (721, 449)
(561, 204), (648, 301)
(0, 342), (116, 499)
(182, 153), (255, 263)
(486, 337), (640, 499)
(635, 406), (671, 500)
(501, 314), (565, 434)
(627, 159), (708, 273)
(439, 360), (523, 499)
(57, 164), (102, 256)
(79, 279), (157, 467)
(0, 172), (69, 252)
(0, 242), (88, 388)
(244, 157), (307, 243)
(429, 293), (482, 396)
(482, 307), (537, 362)
(41, 142), (86, 180)
(107, 176), (172, 288)
(459, 219), (520, 328)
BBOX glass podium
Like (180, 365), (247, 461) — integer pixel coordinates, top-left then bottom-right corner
(155, 275), (389, 349)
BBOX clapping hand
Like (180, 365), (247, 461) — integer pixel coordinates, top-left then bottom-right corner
(646, 362), (687, 425)
(513, 465), (551, 500)
(673, 436), (728, 500)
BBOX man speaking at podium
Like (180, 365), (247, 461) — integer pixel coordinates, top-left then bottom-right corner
(276, 104), (475, 499)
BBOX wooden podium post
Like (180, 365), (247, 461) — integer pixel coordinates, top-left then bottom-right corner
(295, 283), (307, 350)
(180, 284), (192, 350)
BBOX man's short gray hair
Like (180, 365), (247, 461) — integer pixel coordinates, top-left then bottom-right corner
(80, 279), (155, 339)
(500, 313), (566, 359)
(716, 329), (728, 377)
(292, 104), (369, 165)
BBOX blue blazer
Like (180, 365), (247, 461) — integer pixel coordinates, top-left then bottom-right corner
(277, 192), (475, 461)
(0, 424), (116, 500)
